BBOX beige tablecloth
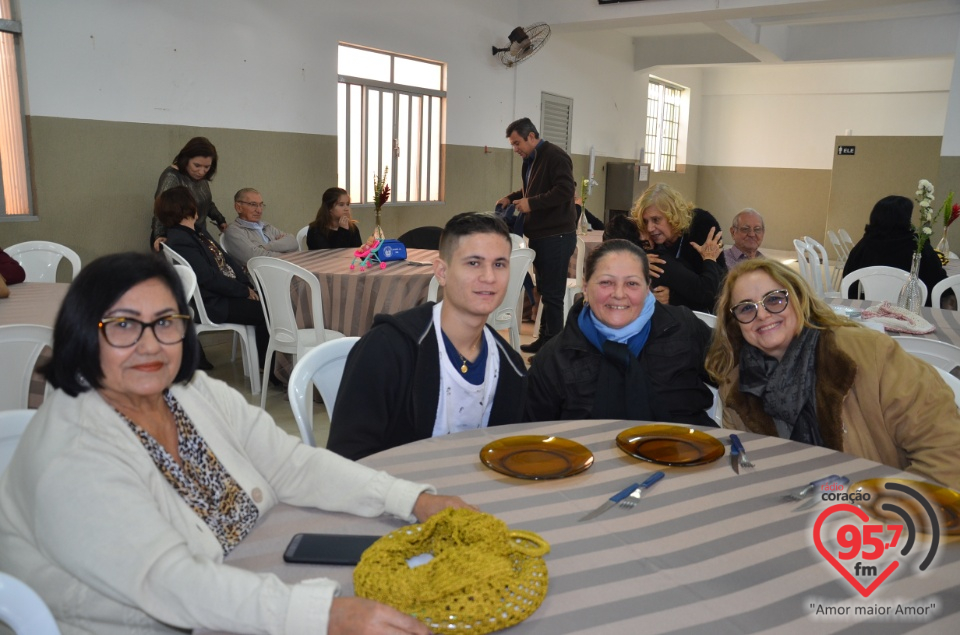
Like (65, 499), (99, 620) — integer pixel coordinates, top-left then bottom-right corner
(200, 419), (960, 634)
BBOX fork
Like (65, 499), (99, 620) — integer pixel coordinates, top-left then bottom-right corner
(781, 475), (841, 502)
(618, 471), (665, 509)
(729, 434), (755, 472)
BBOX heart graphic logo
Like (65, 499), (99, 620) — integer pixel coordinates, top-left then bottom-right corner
(813, 503), (900, 597)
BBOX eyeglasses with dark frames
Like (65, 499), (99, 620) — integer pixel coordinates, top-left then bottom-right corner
(99, 315), (192, 348)
(735, 226), (765, 235)
(730, 289), (790, 324)
(238, 201), (267, 210)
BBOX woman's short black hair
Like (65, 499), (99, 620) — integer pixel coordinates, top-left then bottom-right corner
(173, 136), (218, 180)
(585, 238), (650, 284)
(155, 186), (199, 229)
(43, 252), (199, 396)
(866, 195), (914, 233)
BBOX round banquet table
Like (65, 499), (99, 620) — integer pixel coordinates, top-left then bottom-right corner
(279, 248), (439, 338)
(198, 419), (960, 635)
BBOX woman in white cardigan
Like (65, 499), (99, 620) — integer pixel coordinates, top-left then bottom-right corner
(0, 252), (469, 635)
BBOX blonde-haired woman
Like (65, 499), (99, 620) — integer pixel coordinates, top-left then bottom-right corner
(705, 258), (960, 490)
(632, 183), (725, 313)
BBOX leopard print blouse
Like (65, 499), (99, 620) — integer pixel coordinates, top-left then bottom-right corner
(119, 391), (259, 555)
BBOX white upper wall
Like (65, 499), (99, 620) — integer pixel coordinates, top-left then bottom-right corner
(18, 0), (647, 157)
(697, 58), (954, 169)
(15, 0), (957, 167)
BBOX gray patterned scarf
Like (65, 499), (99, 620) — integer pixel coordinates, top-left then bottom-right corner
(739, 327), (823, 446)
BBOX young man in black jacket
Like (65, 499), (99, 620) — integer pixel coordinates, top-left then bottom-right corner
(327, 213), (528, 460)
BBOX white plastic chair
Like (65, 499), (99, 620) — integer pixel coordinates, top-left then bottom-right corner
(296, 225), (310, 251)
(828, 230), (848, 261)
(804, 236), (840, 296)
(247, 256), (345, 408)
(931, 275), (960, 308)
(838, 228), (855, 257)
(934, 367), (960, 410)
(172, 265), (197, 304)
(219, 234), (230, 254)
(693, 311), (717, 329)
(287, 337), (360, 446)
(706, 385), (722, 426)
(0, 571), (60, 635)
(161, 244), (261, 395)
(534, 236), (585, 334)
(793, 239), (814, 290)
(893, 337), (960, 373)
(840, 266), (926, 305)
(0, 325), (53, 411)
(510, 234), (526, 250)
(0, 409), (34, 475)
(486, 248), (536, 351)
(5, 241), (81, 282)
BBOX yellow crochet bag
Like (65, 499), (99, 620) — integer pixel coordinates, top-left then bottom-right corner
(353, 508), (550, 634)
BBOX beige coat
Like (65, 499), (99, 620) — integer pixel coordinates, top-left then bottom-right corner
(720, 326), (960, 490)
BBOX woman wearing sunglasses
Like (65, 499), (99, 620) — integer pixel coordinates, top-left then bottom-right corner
(705, 259), (960, 489)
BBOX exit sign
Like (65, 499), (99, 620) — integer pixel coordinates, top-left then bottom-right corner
(838, 146), (856, 155)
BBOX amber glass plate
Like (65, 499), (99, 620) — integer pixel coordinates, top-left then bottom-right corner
(850, 478), (960, 536)
(616, 425), (725, 467)
(479, 435), (594, 480)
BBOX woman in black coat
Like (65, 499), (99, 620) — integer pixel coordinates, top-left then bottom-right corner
(842, 195), (948, 307)
(156, 186), (268, 365)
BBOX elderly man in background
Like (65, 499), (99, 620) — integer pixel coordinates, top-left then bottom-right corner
(723, 208), (765, 269)
(222, 188), (299, 264)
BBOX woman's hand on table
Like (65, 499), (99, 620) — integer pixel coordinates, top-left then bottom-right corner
(690, 227), (723, 262)
(412, 492), (479, 522)
(330, 597), (431, 635)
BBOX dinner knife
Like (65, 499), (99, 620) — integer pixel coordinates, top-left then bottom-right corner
(730, 434), (752, 469)
(578, 482), (640, 522)
(730, 440), (740, 475)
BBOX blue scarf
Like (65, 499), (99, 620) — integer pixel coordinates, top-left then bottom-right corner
(577, 291), (656, 357)
(235, 218), (268, 244)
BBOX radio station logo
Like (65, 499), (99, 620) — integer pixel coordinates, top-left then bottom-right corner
(812, 481), (940, 598)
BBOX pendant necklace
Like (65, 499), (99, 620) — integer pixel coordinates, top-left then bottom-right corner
(457, 333), (484, 374)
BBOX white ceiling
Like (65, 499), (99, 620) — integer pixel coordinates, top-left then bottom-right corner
(517, 0), (960, 67)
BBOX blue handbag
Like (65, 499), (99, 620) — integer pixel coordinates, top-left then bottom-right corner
(378, 239), (407, 262)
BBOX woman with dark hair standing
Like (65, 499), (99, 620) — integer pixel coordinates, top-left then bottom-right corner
(306, 187), (363, 250)
(842, 195), (948, 307)
(151, 137), (229, 252)
(0, 251), (469, 635)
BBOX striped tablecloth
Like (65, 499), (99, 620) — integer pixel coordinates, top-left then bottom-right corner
(205, 419), (960, 634)
(0, 282), (68, 408)
(279, 248), (439, 337)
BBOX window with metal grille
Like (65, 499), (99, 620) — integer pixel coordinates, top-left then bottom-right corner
(0, 1), (30, 218)
(540, 92), (573, 153)
(337, 44), (446, 204)
(645, 79), (682, 172)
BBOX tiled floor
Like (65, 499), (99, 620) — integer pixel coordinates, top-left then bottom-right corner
(203, 317), (537, 448)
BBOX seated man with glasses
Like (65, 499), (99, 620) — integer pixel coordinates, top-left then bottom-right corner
(723, 208), (765, 269)
(222, 188), (299, 264)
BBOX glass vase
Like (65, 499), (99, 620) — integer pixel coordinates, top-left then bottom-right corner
(936, 226), (950, 261)
(897, 251), (924, 313)
(373, 208), (385, 240)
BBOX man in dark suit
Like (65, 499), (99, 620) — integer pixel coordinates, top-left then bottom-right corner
(497, 117), (577, 353)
